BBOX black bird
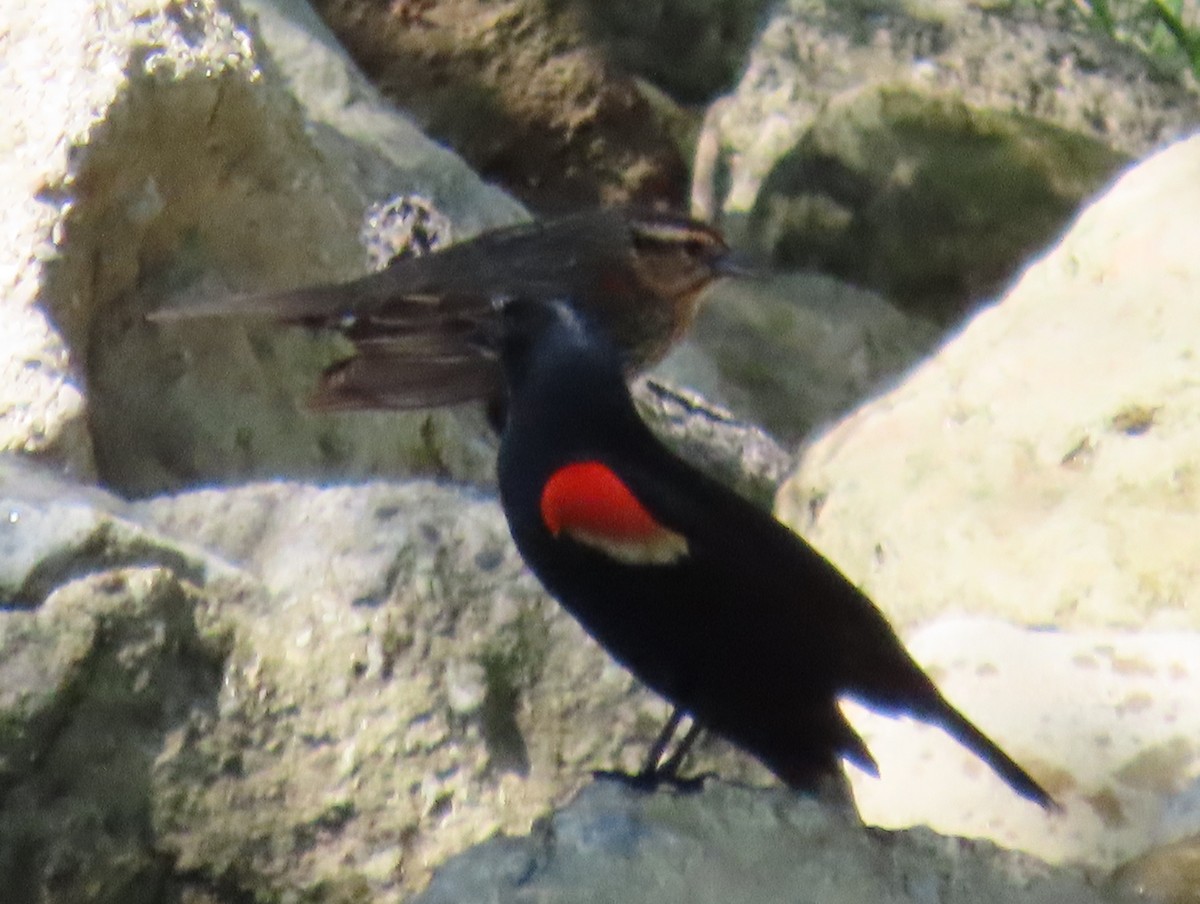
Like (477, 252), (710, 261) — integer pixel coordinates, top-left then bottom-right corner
(149, 207), (739, 412)
(493, 298), (1056, 808)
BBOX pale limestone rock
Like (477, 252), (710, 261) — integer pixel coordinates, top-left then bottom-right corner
(777, 134), (1200, 631)
(2, 0), (521, 497)
(0, 0), (257, 474)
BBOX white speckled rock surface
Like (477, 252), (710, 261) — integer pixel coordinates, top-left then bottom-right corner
(843, 618), (1200, 872)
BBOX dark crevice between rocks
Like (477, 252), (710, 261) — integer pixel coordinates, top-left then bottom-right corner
(479, 654), (531, 777)
(312, 0), (690, 212)
(12, 525), (205, 610)
(476, 605), (553, 777)
(571, 0), (776, 103)
(164, 864), (261, 904)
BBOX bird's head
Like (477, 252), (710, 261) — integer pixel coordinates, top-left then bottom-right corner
(625, 212), (753, 304)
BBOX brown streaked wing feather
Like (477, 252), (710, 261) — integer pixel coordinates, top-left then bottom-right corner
(365, 208), (633, 307)
(309, 353), (499, 411)
(341, 319), (493, 356)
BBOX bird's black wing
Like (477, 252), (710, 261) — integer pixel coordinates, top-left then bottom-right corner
(604, 432), (896, 652)
(584, 435), (880, 775)
(602, 435), (1056, 809)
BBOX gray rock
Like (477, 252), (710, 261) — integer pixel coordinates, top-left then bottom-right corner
(0, 458), (205, 607)
(633, 378), (795, 509)
(770, 130), (1200, 880)
(698, 0), (1200, 321)
(662, 271), (941, 442)
(412, 780), (1125, 904)
(3, 449), (1160, 902)
(706, 0), (1200, 214)
(0, 458), (747, 901)
(128, 475), (774, 899)
(1109, 834), (1200, 903)
(240, 0), (522, 235)
(746, 85), (1127, 323)
(0, 564), (231, 902)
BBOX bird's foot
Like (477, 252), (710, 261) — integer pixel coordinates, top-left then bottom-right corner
(591, 767), (714, 795)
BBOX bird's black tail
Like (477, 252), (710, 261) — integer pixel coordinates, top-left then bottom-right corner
(849, 639), (1059, 811)
(921, 689), (1059, 811)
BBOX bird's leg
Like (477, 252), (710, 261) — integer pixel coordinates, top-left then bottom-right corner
(619, 708), (709, 792)
(594, 707), (710, 792)
(637, 707), (685, 779)
(654, 718), (704, 781)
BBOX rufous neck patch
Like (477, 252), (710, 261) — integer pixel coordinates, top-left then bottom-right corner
(539, 461), (689, 565)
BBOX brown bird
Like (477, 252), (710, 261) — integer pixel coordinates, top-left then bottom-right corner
(149, 207), (741, 412)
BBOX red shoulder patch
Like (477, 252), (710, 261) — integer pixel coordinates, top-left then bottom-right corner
(539, 461), (689, 565)
(541, 462), (663, 539)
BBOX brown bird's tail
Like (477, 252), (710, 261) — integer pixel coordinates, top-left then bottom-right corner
(150, 277), (500, 410)
(145, 270), (447, 328)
